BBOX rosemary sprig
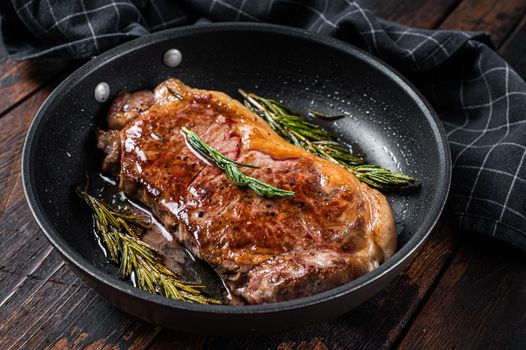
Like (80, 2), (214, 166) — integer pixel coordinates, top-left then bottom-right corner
(239, 90), (418, 190)
(78, 190), (222, 304)
(181, 127), (295, 198)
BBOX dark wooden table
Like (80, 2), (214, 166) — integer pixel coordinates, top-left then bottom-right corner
(1, 1), (525, 349)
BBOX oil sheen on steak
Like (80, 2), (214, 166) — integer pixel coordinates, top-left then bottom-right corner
(97, 78), (397, 304)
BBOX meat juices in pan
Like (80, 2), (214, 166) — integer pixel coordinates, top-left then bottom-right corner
(97, 78), (397, 304)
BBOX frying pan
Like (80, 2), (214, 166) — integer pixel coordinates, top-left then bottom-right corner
(22, 23), (450, 335)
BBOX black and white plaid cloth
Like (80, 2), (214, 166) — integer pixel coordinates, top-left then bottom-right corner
(2, 0), (525, 251)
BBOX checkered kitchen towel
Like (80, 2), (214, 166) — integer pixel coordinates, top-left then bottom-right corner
(2, 0), (525, 251)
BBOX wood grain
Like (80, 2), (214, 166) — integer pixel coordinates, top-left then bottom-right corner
(500, 14), (526, 78)
(369, 0), (462, 29)
(397, 233), (526, 349)
(0, 57), (67, 116)
(440, 0), (526, 45)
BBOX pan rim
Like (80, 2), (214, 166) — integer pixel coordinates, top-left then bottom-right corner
(22, 22), (451, 315)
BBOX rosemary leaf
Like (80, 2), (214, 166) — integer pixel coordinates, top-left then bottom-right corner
(78, 190), (222, 304)
(166, 85), (183, 100)
(240, 90), (418, 190)
(308, 110), (345, 120)
(181, 127), (295, 198)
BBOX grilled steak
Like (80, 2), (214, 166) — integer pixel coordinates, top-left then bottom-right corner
(97, 78), (397, 304)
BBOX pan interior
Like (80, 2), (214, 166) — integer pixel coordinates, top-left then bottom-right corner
(25, 26), (447, 307)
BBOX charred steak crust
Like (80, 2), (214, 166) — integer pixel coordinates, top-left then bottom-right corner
(97, 78), (397, 304)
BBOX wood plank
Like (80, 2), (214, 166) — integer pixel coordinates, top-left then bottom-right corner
(0, 88), (53, 262)
(500, 14), (526, 78)
(0, 258), (78, 349)
(0, 56), (67, 116)
(369, 0), (462, 29)
(396, 232), (526, 349)
(440, 0), (526, 46)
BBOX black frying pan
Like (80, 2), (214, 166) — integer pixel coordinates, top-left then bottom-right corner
(22, 23), (450, 335)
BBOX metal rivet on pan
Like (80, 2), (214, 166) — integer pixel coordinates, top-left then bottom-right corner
(94, 82), (110, 102)
(163, 49), (182, 67)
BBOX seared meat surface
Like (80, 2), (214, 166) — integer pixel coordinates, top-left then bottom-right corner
(98, 79), (397, 304)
